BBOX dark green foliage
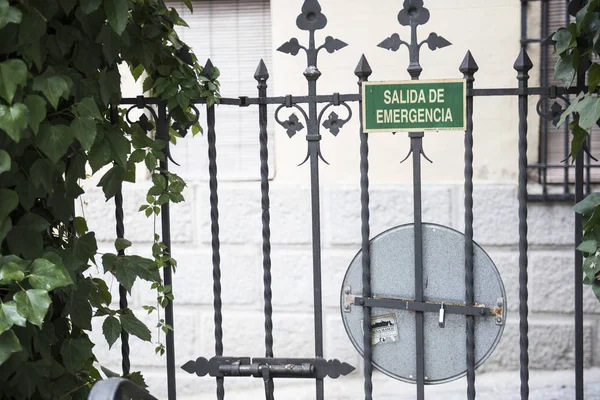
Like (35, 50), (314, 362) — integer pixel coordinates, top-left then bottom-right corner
(554, 1), (600, 302)
(0, 0), (218, 398)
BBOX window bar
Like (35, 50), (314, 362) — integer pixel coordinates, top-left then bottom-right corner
(460, 50), (479, 400)
(540, 0), (549, 196)
(157, 101), (177, 400)
(254, 59), (275, 400)
(574, 56), (586, 400)
(514, 48), (533, 400)
(204, 59), (225, 400)
(110, 105), (130, 377)
(564, 1), (571, 196)
(586, 133), (592, 196)
(355, 54), (373, 400)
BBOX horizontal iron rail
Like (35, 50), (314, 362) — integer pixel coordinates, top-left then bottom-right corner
(119, 86), (583, 107)
(353, 297), (499, 317)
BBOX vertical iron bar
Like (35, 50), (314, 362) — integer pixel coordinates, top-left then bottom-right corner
(460, 51), (479, 400)
(411, 132), (425, 400)
(355, 55), (373, 400)
(304, 28), (325, 400)
(586, 134), (591, 196)
(157, 102), (177, 400)
(574, 51), (587, 400)
(514, 49), (533, 400)
(255, 59), (275, 400)
(564, 1), (571, 195)
(205, 59), (225, 400)
(540, 0), (549, 196)
(520, 0), (528, 47)
(110, 105), (131, 377)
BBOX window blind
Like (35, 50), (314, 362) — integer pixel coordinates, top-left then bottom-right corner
(167, 0), (274, 181)
(545, 0), (600, 183)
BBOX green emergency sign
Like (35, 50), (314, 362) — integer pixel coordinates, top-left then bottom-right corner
(362, 79), (466, 132)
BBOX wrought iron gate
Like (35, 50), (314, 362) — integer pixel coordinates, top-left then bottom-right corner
(89, 0), (591, 399)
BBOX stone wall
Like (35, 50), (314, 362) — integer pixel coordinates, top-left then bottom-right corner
(82, 181), (600, 398)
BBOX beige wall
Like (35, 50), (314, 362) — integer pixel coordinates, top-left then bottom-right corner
(270, 0), (542, 185)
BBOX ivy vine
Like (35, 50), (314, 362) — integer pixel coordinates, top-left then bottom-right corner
(552, 0), (600, 301)
(0, 0), (218, 398)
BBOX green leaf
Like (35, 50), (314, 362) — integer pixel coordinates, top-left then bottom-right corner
(76, 97), (103, 120)
(0, 149), (10, 174)
(152, 173), (166, 191)
(575, 193), (600, 215)
(183, 0), (193, 12)
(89, 138), (112, 173)
(74, 217), (88, 237)
(575, 96), (600, 131)
(120, 312), (151, 342)
(35, 123), (74, 164)
(59, 0), (77, 14)
(130, 64), (144, 82)
(0, 59), (27, 104)
(97, 166), (123, 199)
(115, 238), (132, 251)
(589, 63), (600, 94)
(124, 371), (148, 389)
(0, 189), (18, 220)
(553, 27), (575, 55)
(554, 53), (578, 88)
(14, 289), (51, 328)
(90, 278), (111, 306)
(66, 284), (92, 330)
(29, 258), (73, 291)
(60, 338), (93, 374)
(0, 217), (10, 245)
(7, 227), (43, 259)
(23, 95), (47, 135)
(0, 262), (25, 283)
(71, 117), (97, 152)
(569, 121), (589, 160)
(578, 240), (598, 254)
(121, 255), (160, 283)
(18, 213), (50, 232)
(0, 0), (22, 30)
(102, 316), (121, 348)
(0, 330), (22, 366)
(0, 301), (26, 332)
(30, 159), (54, 193)
(72, 232), (98, 264)
(105, 0), (130, 35)
(142, 76), (153, 93)
(99, 69), (121, 106)
(33, 74), (71, 109)
(105, 127), (131, 169)
(113, 257), (137, 293)
(80, 0), (102, 14)
(0, 103), (29, 143)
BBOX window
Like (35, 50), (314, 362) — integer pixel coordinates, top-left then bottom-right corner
(530, 0), (600, 195)
(167, 0), (274, 181)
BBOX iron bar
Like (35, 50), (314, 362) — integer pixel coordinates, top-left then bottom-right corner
(515, 48), (533, 400)
(204, 59), (225, 400)
(540, 0), (549, 196)
(157, 101), (177, 400)
(574, 41), (587, 400)
(255, 59), (275, 400)
(110, 105), (131, 377)
(355, 54), (373, 400)
(354, 297), (494, 317)
(460, 50), (479, 400)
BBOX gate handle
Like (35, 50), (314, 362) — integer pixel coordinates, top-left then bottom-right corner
(438, 302), (445, 328)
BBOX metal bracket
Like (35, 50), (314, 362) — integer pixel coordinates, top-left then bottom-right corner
(438, 302), (445, 328)
(182, 356), (355, 380)
(342, 286), (355, 312)
(495, 297), (504, 326)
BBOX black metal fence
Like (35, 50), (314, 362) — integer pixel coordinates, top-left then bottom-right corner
(89, 1), (590, 399)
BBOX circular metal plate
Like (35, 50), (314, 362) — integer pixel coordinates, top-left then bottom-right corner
(340, 223), (506, 384)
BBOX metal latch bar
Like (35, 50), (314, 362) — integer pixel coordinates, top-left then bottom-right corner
(354, 296), (499, 317)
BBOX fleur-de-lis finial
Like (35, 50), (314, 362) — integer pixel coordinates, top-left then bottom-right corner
(397, 0), (430, 27)
(296, 0), (327, 31)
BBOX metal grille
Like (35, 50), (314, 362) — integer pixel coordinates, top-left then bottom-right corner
(89, 1), (589, 399)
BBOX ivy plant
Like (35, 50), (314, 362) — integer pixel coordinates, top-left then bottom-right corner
(552, 0), (600, 301)
(0, 0), (219, 398)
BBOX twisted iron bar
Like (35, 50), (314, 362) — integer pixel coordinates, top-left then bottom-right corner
(110, 105), (131, 377)
(515, 48), (533, 400)
(355, 54), (373, 400)
(460, 50), (479, 400)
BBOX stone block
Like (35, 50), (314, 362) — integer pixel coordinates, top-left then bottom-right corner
(486, 251), (520, 312)
(528, 203), (574, 245)
(81, 184), (194, 244)
(483, 319), (595, 371)
(136, 245), (261, 308)
(270, 185), (313, 245)
(326, 185), (453, 246)
(471, 185), (519, 246)
(530, 252), (600, 315)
